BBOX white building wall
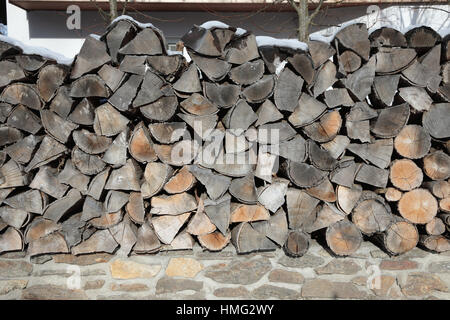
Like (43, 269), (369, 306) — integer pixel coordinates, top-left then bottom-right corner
(5, 0), (450, 61)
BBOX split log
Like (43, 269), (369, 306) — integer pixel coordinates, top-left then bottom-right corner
(302, 110), (342, 143)
(15, 55), (45, 72)
(1, 83), (42, 110)
(69, 75), (110, 98)
(370, 103), (410, 138)
(257, 121), (296, 145)
(225, 34), (259, 64)
(104, 190), (129, 213)
(198, 231), (231, 251)
(163, 166), (196, 194)
(0, 227), (23, 253)
(86, 168), (110, 200)
(229, 59), (264, 85)
(375, 48), (416, 74)
(126, 192), (145, 224)
(347, 139), (393, 169)
(288, 53), (315, 84)
(152, 212), (191, 244)
(228, 174), (257, 204)
(43, 189), (82, 222)
(0, 206), (29, 229)
(268, 135), (307, 163)
(119, 28), (163, 55)
(307, 40), (335, 69)
(288, 93), (327, 127)
(204, 194), (231, 236)
(3, 189), (46, 214)
(173, 64), (201, 93)
(190, 51), (230, 81)
(344, 57), (375, 101)
(322, 135), (350, 159)
(369, 27), (407, 47)
(105, 159), (142, 191)
(97, 64), (125, 92)
(355, 164), (389, 188)
(405, 26), (441, 49)
(180, 93), (218, 116)
(313, 61), (336, 97)
(274, 68), (303, 112)
(336, 184), (362, 215)
(338, 50), (361, 73)
(71, 37), (110, 79)
(129, 122), (157, 163)
(324, 89), (354, 109)
(242, 75), (275, 103)
(147, 55), (184, 80)
(134, 219), (161, 253)
(181, 26), (222, 57)
(73, 129), (112, 155)
(213, 150), (254, 178)
(286, 188), (320, 229)
(41, 110), (78, 144)
(105, 19), (136, 63)
(394, 125), (431, 159)
(305, 178), (336, 202)
(141, 162), (173, 198)
(422, 103), (450, 139)
(222, 100), (257, 131)
(29, 166), (69, 199)
(0, 126), (22, 147)
(179, 113), (218, 140)
(398, 188), (438, 224)
(186, 195), (216, 236)
(72, 147), (106, 176)
(89, 210), (123, 229)
(154, 140), (200, 166)
(255, 99), (283, 127)
(420, 235), (450, 253)
(28, 232), (69, 256)
(71, 229), (118, 255)
(380, 218), (419, 255)
(230, 203), (269, 223)
(231, 222), (277, 254)
(140, 95), (178, 122)
(93, 103), (129, 137)
(150, 192), (197, 215)
(133, 71), (165, 108)
(257, 178), (288, 213)
(4, 135), (43, 165)
(308, 140), (338, 171)
(304, 203), (345, 233)
(399, 87), (432, 112)
(389, 159), (423, 191)
(149, 122), (187, 144)
(335, 23), (370, 60)
(283, 230), (310, 258)
(119, 55), (146, 75)
(37, 64), (67, 102)
(109, 74), (143, 111)
(69, 98), (95, 126)
(109, 215), (137, 256)
(326, 219), (363, 256)
(81, 196), (103, 222)
(0, 159), (30, 188)
(425, 217), (446, 236)
(372, 75), (400, 106)
(285, 160), (328, 188)
(0, 61), (25, 87)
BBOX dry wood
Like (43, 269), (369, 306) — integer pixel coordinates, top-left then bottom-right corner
(105, 159), (142, 191)
(231, 222), (277, 254)
(306, 178), (336, 202)
(4, 135), (42, 165)
(28, 232), (69, 256)
(1, 83), (42, 110)
(371, 103), (410, 138)
(440, 197), (450, 213)
(5, 105), (41, 135)
(420, 235), (450, 253)
(288, 53), (315, 84)
(375, 48), (416, 74)
(150, 192), (197, 216)
(72, 229), (118, 255)
(229, 59), (264, 85)
(119, 55), (146, 75)
(324, 89), (354, 109)
(198, 231), (231, 251)
(93, 103), (129, 137)
(163, 166), (195, 194)
(274, 68), (304, 112)
(335, 23), (370, 60)
(394, 125), (431, 159)
(0, 61), (25, 87)
(70, 75), (110, 98)
(98, 64), (125, 92)
(242, 75), (275, 103)
(389, 159), (423, 191)
(134, 219), (161, 253)
(422, 103), (450, 139)
(307, 40), (336, 69)
(326, 219), (363, 256)
(423, 151), (450, 181)
(369, 27), (407, 47)
(37, 64), (67, 102)
(225, 34), (259, 65)
(425, 217), (446, 236)
(0, 227), (23, 254)
(339, 50), (361, 73)
(284, 230), (310, 258)
(152, 212), (191, 244)
(385, 187), (403, 202)
(302, 110), (342, 143)
(286, 188), (320, 229)
(288, 93), (327, 127)
(313, 61), (336, 97)
(398, 188), (438, 224)
(372, 75), (400, 106)
(344, 57), (375, 101)
(109, 74), (143, 112)
(380, 218), (419, 255)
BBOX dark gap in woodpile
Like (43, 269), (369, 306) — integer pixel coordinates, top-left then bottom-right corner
(0, 19), (449, 259)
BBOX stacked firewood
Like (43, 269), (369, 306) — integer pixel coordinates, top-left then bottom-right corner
(0, 18), (449, 259)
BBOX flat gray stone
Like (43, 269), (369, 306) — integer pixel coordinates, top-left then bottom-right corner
(428, 262), (450, 273)
(278, 253), (325, 268)
(252, 285), (300, 299)
(0, 260), (33, 278)
(315, 260), (362, 275)
(156, 277), (203, 294)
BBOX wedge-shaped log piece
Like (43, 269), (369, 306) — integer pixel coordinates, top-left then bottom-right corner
(0, 126), (22, 147)
(119, 28), (163, 55)
(369, 27), (407, 47)
(43, 189), (82, 222)
(152, 212), (191, 244)
(141, 162), (173, 198)
(324, 89), (354, 109)
(288, 93), (326, 127)
(86, 168), (110, 200)
(326, 219), (363, 256)
(355, 163), (389, 188)
(375, 48), (416, 74)
(69, 98), (95, 126)
(406, 26), (441, 49)
(149, 122), (187, 144)
(37, 64), (67, 102)
(251, 208), (288, 246)
(302, 110), (342, 143)
(154, 140), (200, 166)
(1, 83), (41, 110)
(7, 105), (42, 134)
(242, 75), (275, 103)
(48, 86), (74, 119)
(140, 95), (178, 122)
(102, 129), (129, 167)
(382, 219), (418, 255)
(198, 231), (231, 251)
(304, 204), (344, 233)
(4, 135), (42, 165)
(134, 219), (161, 253)
(306, 178), (336, 202)
(105, 19), (136, 63)
(338, 50), (361, 74)
(308, 40), (335, 68)
(0, 61), (25, 87)
(230, 203), (269, 223)
(133, 71), (164, 107)
(255, 100), (283, 127)
(109, 74), (143, 111)
(28, 232), (69, 256)
(60, 212), (86, 248)
(186, 195), (216, 236)
(274, 68), (303, 112)
(390, 159), (423, 191)
(424, 151), (450, 181)
(267, 135), (307, 163)
(93, 103), (129, 137)
(229, 174), (257, 204)
(347, 139), (393, 169)
(394, 125), (431, 159)
(286, 161), (327, 188)
(4, 189), (47, 214)
(204, 194), (231, 236)
(89, 210), (123, 229)
(15, 55), (45, 72)
(180, 93), (218, 116)
(173, 64), (201, 93)
(322, 135), (350, 159)
(72, 147), (106, 176)
(231, 222), (277, 254)
(288, 53), (315, 84)
(73, 129), (112, 155)
(178, 113), (218, 141)
(308, 140), (337, 171)
(204, 82), (240, 108)
(352, 198), (392, 235)
(229, 59), (264, 85)
(399, 87), (432, 112)
(29, 166), (68, 199)
(420, 235), (450, 253)
(150, 192), (197, 216)
(188, 165), (230, 200)
(254, 150), (276, 183)
(105, 159), (141, 191)
(336, 184), (362, 215)
(344, 56), (375, 101)
(190, 51), (230, 81)
(70, 75), (110, 98)
(283, 230), (309, 258)
(129, 123), (157, 163)
(147, 55), (184, 78)
(257, 120), (296, 145)
(313, 61), (336, 98)
(330, 160), (359, 188)
(399, 189), (437, 224)
(286, 188), (320, 229)
(213, 150), (254, 177)
(58, 159), (90, 193)
(0, 206), (29, 229)
(370, 103), (410, 138)
(0, 227), (23, 253)
(335, 23), (370, 60)
(0, 188), (12, 206)
(0, 159), (30, 188)
(105, 190), (130, 213)
(71, 37), (110, 79)
(161, 229), (195, 251)
(0, 103), (13, 123)
(126, 192), (145, 224)
(181, 26), (222, 56)
(258, 178), (288, 213)
(81, 196), (104, 221)
(98, 64), (125, 92)
(109, 215), (137, 256)
(422, 103), (450, 139)
(41, 110), (78, 144)
(72, 229), (118, 255)
(226, 34), (259, 64)
(119, 55), (146, 75)
(222, 99), (257, 131)
(372, 75), (400, 106)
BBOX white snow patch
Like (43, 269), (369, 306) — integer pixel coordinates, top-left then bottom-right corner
(200, 20), (230, 30)
(274, 57), (287, 76)
(89, 33), (101, 41)
(0, 24), (7, 36)
(256, 36), (308, 51)
(235, 28), (247, 36)
(182, 47), (192, 63)
(111, 15), (158, 31)
(0, 34), (73, 65)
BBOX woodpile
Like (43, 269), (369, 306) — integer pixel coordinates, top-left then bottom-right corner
(0, 17), (449, 259)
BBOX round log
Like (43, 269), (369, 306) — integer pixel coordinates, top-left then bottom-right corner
(420, 235), (450, 253)
(425, 217), (446, 236)
(198, 231), (231, 251)
(440, 197), (450, 213)
(352, 199), (392, 235)
(326, 219), (363, 256)
(423, 151), (450, 180)
(283, 230), (310, 258)
(394, 125), (431, 159)
(383, 220), (419, 255)
(385, 187), (402, 202)
(398, 188), (438, 224)
(389, 159), (423, 191)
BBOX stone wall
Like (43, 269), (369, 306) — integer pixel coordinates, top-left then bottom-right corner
(1, 240), (449, 300)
